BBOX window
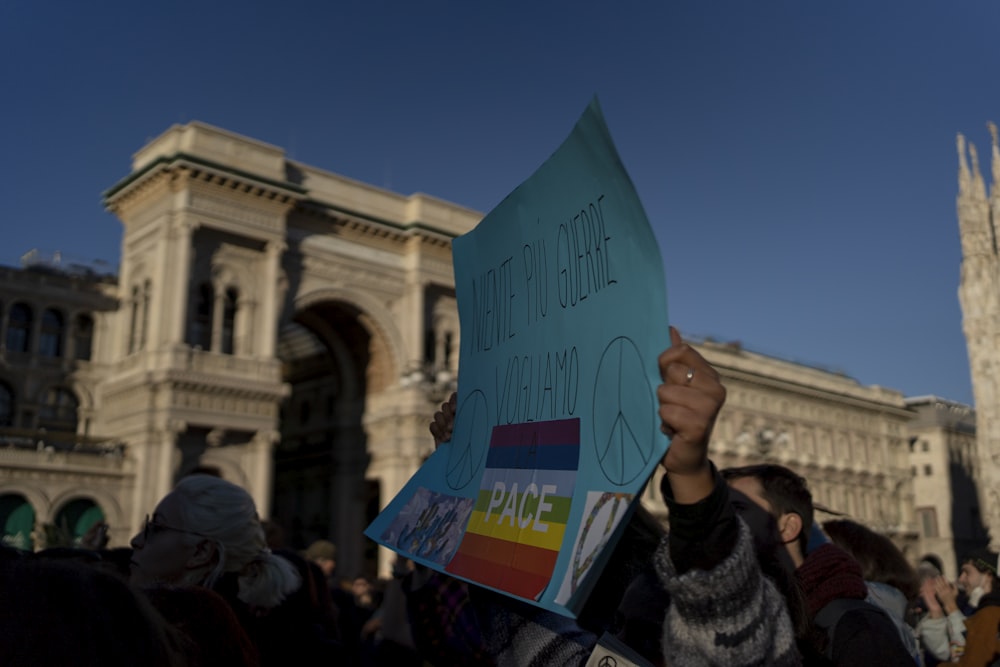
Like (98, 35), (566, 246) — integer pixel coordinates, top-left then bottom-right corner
(917, 507), (939, 538)
(922, 441), (930, 453)
(38, 387), (78, 432)
(221, 288), (237, 355)
(924, 464), (933, 476)
(6, 303), (32, 353)
(140, 280), (151, 350)
(127, 286), (140, 354)
(0, 382), (13, 426)
(190, 283), (213, 350)
(73, 315), (94, 361)
(39, 309), (64, 357)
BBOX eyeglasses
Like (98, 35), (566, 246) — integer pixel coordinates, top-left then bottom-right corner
(141, 514), (208, 542)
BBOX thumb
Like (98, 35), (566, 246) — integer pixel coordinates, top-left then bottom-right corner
(669, 325), (683, 347)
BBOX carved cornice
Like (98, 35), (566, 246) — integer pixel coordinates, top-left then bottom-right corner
(105, 154), (303, 218)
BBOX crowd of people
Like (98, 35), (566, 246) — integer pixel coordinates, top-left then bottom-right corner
(1, 327), (998, 665)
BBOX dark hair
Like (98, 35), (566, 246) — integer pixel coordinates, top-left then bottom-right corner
(822, 519), (919, 601)
(144, 586), (260, 667)
(721, 464), (814, 554)
(0, 557), (184, 667)
(963, 548), (1000, 587)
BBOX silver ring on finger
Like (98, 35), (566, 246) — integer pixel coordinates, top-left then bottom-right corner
(684, 368), (695, 385)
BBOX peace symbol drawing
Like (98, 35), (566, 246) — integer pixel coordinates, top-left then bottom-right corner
(445, 389), (490, 490)
(591, 336), (656, 486)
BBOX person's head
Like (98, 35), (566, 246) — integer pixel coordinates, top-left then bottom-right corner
(959, 548), (999, 604)
(130, 474), (301, 609)
(822, 518), (919, 601)
(919, 554), (945, 579)
(722, 464), (814, 567)
(352, 574), (372, 601)
(303, 539), (337, 578)
(0, 557), (184, 667)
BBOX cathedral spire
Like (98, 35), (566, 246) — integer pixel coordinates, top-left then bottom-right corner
(970, 141), (987, 200)
(959, 133), (971, 196)
(989, 121), (1000, 197)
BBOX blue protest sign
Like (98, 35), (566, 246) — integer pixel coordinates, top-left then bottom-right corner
(365, 98), (670, 617)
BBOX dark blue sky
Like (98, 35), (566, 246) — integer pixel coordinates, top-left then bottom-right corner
(3, 0), (997, 405)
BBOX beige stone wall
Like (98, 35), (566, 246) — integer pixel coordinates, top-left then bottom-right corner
(0, 120), (981, 579)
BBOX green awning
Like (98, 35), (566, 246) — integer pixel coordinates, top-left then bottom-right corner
(0, 495), (35, 551)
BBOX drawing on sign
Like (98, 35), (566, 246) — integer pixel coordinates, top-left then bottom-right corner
(380, 487), (474, 566)
(555, 490), (633, 604)
(592, 337), (656, 485)
(446, 390), (490, 490)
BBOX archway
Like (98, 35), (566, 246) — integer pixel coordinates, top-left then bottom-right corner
(271, 300), (389, 580)
(51, 497), (105, 548)
(0, 494), (35, 551)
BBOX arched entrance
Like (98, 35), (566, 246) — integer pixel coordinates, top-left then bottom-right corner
(271, 300), (390, 580)
(0, 494), (35, 550)
(51, 497), (105, 547)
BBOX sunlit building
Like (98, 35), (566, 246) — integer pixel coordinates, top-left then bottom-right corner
(0, 121), (982, 577)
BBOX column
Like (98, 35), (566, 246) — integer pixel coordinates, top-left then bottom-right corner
(259, 241), (285, 358)
(405, 279), (425, 379)
(211, 284), (225, 353)
(170, 221), (195, 345)
(249, 430), (278, 517)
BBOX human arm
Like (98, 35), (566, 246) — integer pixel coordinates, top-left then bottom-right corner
(654, 329), (799, 665)
(933, 576), (968, 660)
(656, 327), (725, 504)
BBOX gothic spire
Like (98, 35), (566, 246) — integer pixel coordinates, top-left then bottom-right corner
(959, 133), (971, 196)
(970, 141), (987, 200)
(990, 121), (1000, 197)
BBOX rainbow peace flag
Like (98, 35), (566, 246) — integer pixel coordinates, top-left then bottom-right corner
(446, 418), (579, 600)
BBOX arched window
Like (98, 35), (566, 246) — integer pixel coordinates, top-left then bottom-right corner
(0, 494), (35, 551)
(0, 381), (13, 426)
(38, 387), (78, 432)
(221, 287), (238, 355)
(39, 308), (64, 357)
(74, 314), (94, 361)
(6, 303), (32, 353)
(54, 498), (105, 548)
(127, 285), (140, 354)
(190, 283), (213, 350)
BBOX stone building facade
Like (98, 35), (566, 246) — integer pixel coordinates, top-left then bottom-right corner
(0, 120), (978, 577)
(906, 396), (987, 577)
(642, 339), (922, 558)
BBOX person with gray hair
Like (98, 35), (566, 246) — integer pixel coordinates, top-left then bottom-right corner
(130, 474), (301, 612)
(130, 474), (307, 666)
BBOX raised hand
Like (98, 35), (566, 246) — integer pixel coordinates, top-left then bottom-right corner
(921, 577), (944, 617)
(657, 326), (727, 503)
(933, 575), (959, 614)
(430, 392), (458, 449)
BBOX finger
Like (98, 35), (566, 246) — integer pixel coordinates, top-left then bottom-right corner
(664, 361), (698, 387)
(658, 376), (727, 407)
(657, 389), (723, 437)
(669, 325), (682, 348)
(658, 343), (721, 385)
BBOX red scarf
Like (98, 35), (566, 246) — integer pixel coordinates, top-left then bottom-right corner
(795, 543), (868, 618)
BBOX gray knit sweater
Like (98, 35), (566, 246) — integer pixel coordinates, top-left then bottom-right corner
(656, 518), (799, 666)
(472, 517), (800, 666)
